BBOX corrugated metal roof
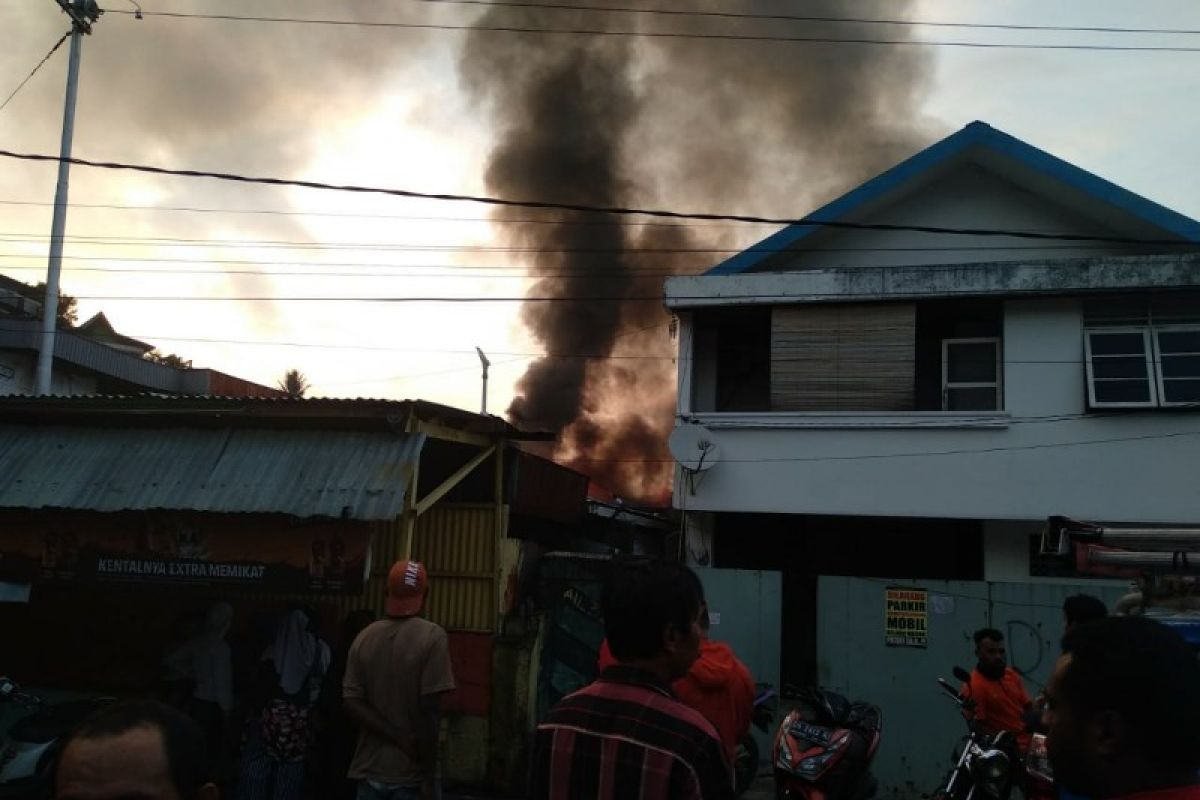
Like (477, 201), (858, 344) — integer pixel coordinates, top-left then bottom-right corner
(0, 424), (425, 520)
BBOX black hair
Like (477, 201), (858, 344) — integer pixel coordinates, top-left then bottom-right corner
(603, 557), (705, 662)
(1060, 616), (1200, 769)
(974, 627), (1004, 646)
(58, 700), (210, 799)
(1063, 594), (1108, 627)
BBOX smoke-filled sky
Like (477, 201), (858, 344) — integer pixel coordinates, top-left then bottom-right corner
(2, 0), (1199, 497)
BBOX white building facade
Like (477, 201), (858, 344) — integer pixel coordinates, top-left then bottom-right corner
(665, 121), (1200, 795)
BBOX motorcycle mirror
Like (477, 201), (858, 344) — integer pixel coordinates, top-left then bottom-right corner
(953, 666), (972, 683)
(936, 677), (962, 702)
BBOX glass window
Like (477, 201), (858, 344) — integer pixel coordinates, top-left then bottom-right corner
(942, 338), (1001, 411)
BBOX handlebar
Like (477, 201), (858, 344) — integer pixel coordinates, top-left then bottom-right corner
(937, 677), (962, 702)
(937, 677), (977, 714)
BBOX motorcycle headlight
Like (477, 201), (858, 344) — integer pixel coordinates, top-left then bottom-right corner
(971, 749), (1011, 798)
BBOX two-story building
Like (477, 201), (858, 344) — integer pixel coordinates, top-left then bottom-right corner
(665, 121), (1200, 793)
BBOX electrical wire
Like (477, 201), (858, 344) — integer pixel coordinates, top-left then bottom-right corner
(411, 0), (1200, 37)
(0, 200), (1180, 247)
(36, 285), (1200, 302)
(0, 149), (1194, 247)
(0, 197), (782, 230)
(0, 230), (1175, 254)
(100, 7), (1200, 53)
(0, 31), (71, 115)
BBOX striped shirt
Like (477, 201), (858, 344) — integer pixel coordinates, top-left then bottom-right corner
(530, 665), (734, 800)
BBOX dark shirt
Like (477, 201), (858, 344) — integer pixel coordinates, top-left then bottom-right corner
(531, 665), (734, 800)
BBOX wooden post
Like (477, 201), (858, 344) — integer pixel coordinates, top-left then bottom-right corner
(494, 439), (505, 631)
(402, 456), (420, 559)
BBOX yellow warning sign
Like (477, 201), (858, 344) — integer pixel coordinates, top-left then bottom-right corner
(885, 587), (928, 648)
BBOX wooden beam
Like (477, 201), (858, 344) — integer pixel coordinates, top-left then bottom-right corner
(414, 420), (493, 448)
(415, 444), (496, 517)
(401, 456), (420, 559)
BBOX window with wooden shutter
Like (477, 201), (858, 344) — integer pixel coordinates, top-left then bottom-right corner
(770, 303), (916, 411)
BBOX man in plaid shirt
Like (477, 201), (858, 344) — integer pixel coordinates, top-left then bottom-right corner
(530, 557), (733, 800)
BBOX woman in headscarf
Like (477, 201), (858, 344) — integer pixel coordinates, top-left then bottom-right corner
(163, 602), (234, 768)
(237, 607), (330, 800)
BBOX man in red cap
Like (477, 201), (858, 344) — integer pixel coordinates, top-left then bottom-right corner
(343, 560), (456, 800)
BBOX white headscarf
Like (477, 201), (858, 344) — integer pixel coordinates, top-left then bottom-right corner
(268, 609), (330, 700)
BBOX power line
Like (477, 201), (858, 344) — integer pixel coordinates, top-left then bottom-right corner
(0, 229), (1172, 254)
(0, 320), (1172, 368)
(40, 285), (1200, 302)
(0, 198), (780, 230)
(0, 257), (1162, 281)
(100, 7), (1200, 53)
(0, 149), (1194, 247)
(0, 30), (71, 115)
(413, 0), (1200, 37)
(0, 199), (1174, 247)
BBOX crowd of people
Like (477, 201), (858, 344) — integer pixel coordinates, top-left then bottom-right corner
(47, 558), (1200, 800)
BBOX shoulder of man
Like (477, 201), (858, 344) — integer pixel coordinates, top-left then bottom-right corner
(592, 677), (721, 744)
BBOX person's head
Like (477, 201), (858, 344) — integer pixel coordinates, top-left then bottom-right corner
(55, 700), (217, 800)
(1043, 616), (1200, 798)
(973, 628), (1007, 674)
(602, 557), (705, 682)
(385, 560), (428, 618)
(1063, 594), (1108, 633)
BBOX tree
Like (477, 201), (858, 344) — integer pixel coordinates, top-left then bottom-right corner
(24, 282), (77, 328)
(277, 368), (311, 398)
(143, 349), (192, 369)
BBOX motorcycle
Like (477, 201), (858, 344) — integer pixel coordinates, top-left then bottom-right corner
(771, 685), (882, 800)
(0, 677), (114, 799)
(933, 667), (1018, 800)
(733, 683), (778, 798)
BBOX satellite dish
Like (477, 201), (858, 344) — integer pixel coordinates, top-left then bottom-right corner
(668, 424), (721, 473)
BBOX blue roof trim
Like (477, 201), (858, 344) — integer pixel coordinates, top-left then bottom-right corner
(707, 121), (1200, 276)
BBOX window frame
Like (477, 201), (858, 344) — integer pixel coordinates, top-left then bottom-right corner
(941, 337), (1003, 411)
(1152, 324), (1200, 408)
(1083, 326), (1157, 409)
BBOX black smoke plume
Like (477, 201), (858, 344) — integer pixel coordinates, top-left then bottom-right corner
(462, 3), (936, 502)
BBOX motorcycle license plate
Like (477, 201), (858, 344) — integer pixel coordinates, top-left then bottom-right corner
(789, 720), (832, 745)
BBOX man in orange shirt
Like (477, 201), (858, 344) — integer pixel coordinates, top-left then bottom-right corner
(598, 610), (755, 765)
(960, 628), (1033, 752)
(672, 612), (756, 766)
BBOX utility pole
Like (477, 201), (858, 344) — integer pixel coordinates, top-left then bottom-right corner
(34, 0), (101, 395)
(476, 347), (490, 414)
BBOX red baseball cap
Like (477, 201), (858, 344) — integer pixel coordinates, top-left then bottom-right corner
(386, 560), (428, 617)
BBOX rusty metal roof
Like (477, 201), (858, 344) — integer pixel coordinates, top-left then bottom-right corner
(0, 394), (545, 439)
(0, 424), (425, 520)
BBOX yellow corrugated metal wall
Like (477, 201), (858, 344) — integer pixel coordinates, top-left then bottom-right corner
(243, 504), (504, 633)
(413, 503), (505, 632)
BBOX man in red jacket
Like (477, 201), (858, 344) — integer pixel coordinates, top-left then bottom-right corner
(598, 610), (755, 765)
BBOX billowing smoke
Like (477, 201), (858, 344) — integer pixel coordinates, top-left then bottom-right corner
(461, 3), (935, 503)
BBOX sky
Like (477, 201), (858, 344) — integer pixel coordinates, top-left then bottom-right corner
(1, 0), (1199, 417)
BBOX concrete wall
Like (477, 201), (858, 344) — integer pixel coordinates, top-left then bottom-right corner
(676, 297), (1200, 523)
(817, 576), (1132, 800)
